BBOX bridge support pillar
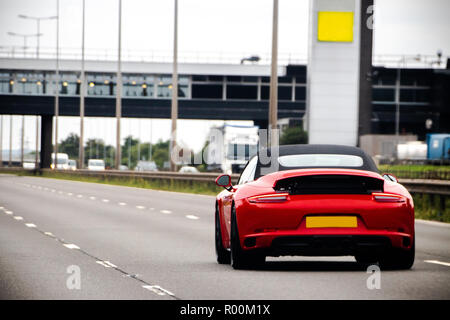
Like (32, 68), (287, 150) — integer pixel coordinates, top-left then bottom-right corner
(40, 115), (53, 169)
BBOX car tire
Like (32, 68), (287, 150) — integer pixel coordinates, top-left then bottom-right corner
(230, 204), (265, 270)
(381, 237), (415, 270)
(215, 206), (231, 264)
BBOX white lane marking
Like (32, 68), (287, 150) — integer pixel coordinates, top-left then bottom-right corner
(89, 196), (96, 200)
(37, 186), (42, 189)
(424, 260), (450, 267)
(160, 209), (172, 214)
(5, 210), (13, 215)
(149, 207), (155, 211)
(67, 192), (73, 196)
(76, 194), (83, 198)
(25, 223), (36, 228)
(102, 199), (110, 203)
(58, 191), (63, 194)
(142, 285), (175, 296)
(0, 206), (4, 210)
(185, 215), (199, 220)
(96, 260), (117, 268)
(44, 232), (54, 237)
(51, 189), (56, 193)
(44, 187), (49, 191)
(136, 205), (145, 210)
(63, 244), (80, 250)
(118, 202), (127, 206)
(13, 216), (24, 221)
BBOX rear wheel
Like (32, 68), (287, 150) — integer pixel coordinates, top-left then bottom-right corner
(215, 206), (230, 264)
(230, 204), (265, 270)
(380, 238), (415, 270)
(355, 238), (415, 270)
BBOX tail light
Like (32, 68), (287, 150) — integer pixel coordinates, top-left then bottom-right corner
(248, 193), (289, 203)
(372, 192), (406, 203)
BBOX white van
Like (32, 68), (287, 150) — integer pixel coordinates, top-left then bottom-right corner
(51, 153), (69, 170)
(87, 159), (105, 171)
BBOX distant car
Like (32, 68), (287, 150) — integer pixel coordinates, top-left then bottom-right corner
(87, 159), (105, 171)
(179, 166), (199, 173)
(68, 159), (77, 170)
(215, 144), (415, 270)
(23, 162), (36, 169)
(134, 161), (158, 172)
(119, 165), (129, 171)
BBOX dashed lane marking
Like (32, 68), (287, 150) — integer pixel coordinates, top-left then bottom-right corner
(424, 260), (450, 267)
(160, 210), (172, 214)
(63, 244), (80, 250)
(96, 260), (117, 268)
(142, 285), (175, 297)
(136, 205), (145, 210)
(25, 223), (36, 228)
(102, 199), (110, 203)
(186, 215), (199, 220)
(118, 202), (127, 206)
(89, 196), (96, 200)
(13, 216), (24, 221)
(5, 210), (13, 215)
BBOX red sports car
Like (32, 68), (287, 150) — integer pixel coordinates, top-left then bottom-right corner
(215, 144), (415, 270)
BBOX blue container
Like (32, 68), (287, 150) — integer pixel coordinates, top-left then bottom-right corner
(426, 134), (450, 160)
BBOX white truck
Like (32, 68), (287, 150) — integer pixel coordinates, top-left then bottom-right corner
(206, 124), (259, 174)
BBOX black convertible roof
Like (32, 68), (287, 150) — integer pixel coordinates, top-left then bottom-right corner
(255, 144), (379, 176)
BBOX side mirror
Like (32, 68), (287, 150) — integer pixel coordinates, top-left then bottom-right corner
(382, 173), (398, 183)
(215, 174), (232, 189)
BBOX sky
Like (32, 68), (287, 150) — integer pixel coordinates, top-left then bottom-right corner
(1, 0), (449, 154)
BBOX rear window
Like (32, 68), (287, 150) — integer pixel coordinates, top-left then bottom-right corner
(278, 154), (364, 168)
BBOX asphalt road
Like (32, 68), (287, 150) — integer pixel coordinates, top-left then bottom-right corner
(0, 174), (449, 300)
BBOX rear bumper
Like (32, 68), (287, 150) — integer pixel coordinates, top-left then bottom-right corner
(266, 235), (392, 256)
(241, 230), (413, 257)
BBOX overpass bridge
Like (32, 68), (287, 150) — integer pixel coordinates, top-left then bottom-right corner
(1, 57), (449, 168)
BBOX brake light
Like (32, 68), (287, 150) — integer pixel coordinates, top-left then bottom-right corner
(248, 193), (289, 203)
(372, 192), (406, 203)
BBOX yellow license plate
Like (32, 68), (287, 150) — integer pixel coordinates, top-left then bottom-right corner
(306, 216), (357, 228)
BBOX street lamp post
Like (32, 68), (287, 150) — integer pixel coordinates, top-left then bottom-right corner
(18, 14), (57, 58)
(115, 0), (123, 169)
(21, 116), (24, 165)
(7, 32), (42, 58)
(35, 116), (39, 168)
(0, 115), (3, 167)
(170, 0), (178, 171)
(54, 0), (60, 168)
(268, 0), (279, 147)
(9, 116), (12, 167)
(79, 0), (86, 169)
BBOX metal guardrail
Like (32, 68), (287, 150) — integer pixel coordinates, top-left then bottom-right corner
(399, 179), (450, 197)
(51, 169), (241, 183)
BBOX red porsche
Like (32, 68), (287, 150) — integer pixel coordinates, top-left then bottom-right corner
(215, 144), (415, 270)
